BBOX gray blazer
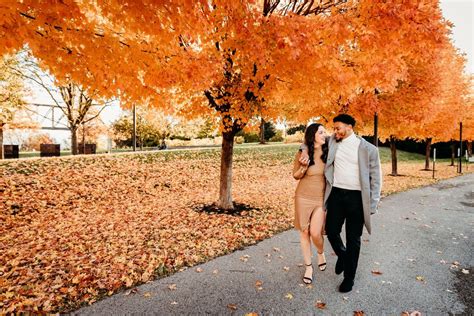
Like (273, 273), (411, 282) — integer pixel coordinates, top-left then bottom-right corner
(323, 134), (382, 234)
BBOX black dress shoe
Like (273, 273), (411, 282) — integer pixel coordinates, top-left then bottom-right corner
(338, 278), (354, 293)
(335, 257), (344, 275)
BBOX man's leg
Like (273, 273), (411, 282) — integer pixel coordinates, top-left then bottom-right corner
(342, 191), (364, 283)
(325, 188), (347, 273)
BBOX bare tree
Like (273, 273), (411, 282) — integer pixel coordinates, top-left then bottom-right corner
(0, 54), (29, 159)
(11, 51), (114, 154)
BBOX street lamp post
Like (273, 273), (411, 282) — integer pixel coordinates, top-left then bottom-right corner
(133, 104), (137, 152)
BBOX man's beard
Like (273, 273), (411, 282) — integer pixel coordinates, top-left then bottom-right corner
(335, 132), (345, 142)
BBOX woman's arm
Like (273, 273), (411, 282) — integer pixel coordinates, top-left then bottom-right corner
(293, 151), (308, 180)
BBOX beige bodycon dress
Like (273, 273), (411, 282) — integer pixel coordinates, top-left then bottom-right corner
(293, 146), (326, 231)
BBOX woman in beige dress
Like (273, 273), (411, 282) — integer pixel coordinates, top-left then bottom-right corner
(293, 123), (328, 284)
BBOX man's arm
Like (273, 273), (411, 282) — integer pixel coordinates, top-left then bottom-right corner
(369, 147), (382, 213)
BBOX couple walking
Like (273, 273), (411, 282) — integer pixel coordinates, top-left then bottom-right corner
(292, 114), (382, 293)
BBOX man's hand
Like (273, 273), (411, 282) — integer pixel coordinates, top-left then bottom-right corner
(299, 145), (310, 165)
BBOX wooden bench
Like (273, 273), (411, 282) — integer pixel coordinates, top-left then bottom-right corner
(3, 145), (19, 159)
(40, 144), (60, 157)
(78, 143), (97, 155)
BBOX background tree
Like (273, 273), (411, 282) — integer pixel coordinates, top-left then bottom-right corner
(21, 133), (54, 151)
(416, 49), (468, 170)
(287, 124), (306, 136)
(10, 52), (113, 154)
(112, 107), (174, 149)
(196, 117), (218, 139)
(0, 53), (30, 159)
(77, 109), (108, 149)
(170, 117), (209, 141)
(263, 121), (277, 142)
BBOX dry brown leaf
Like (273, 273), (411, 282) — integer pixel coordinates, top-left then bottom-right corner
(168, 284), (177, 291)
(315, 300), (326, 309)
(227, 304), (238, 311)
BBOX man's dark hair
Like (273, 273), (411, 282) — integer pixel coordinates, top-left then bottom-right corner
(333, 114), (356, 127)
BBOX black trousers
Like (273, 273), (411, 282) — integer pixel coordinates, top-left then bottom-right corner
(326, 187), (364, 281)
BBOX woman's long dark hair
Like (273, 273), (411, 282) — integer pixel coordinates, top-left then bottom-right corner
(304, 123), (328, 166)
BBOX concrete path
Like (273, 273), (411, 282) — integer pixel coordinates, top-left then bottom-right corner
(75, 174), (474, 315)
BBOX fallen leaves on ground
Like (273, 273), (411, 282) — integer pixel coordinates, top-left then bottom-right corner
(1, 145), (470, 313)
(168, 284), (177, 291)
(227, 304), (238, 311)
(315, 300), (326, 309)
(371, 270), (383, 275)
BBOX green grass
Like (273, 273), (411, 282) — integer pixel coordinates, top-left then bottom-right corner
(6, 143), (431, 165)
(378, 147), (425, 163)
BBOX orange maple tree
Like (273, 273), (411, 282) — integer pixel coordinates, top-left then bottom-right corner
(341, 1), (469, 175)
(0, 0), (467, 204)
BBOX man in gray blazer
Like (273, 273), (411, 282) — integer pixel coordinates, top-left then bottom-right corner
(300, 114), (382, 292)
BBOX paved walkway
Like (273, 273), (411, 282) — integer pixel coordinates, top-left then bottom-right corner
(75, 174), (474, 315)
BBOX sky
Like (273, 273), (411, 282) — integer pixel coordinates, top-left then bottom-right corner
(14, 0), (474, 146)
(439, 0), (473, 73)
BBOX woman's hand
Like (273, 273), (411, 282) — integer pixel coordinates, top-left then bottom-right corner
(299, 151), (310, 166)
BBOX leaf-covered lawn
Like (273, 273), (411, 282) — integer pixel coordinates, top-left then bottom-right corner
(0, 144), (470, 312)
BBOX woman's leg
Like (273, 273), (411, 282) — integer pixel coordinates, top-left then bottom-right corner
(309, 207), (325, 252)
(299, 229), (313, 281)
(310, 207), (327, 270)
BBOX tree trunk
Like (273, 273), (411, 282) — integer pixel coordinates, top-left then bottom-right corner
(450, 142), (455, 166)
(390, 136), (398, 176)
(0, 124), (4, 160)
(71, 127), (78, 155)
(259, 118), (265, 144)
(218, 131), (235, 210)
(424, 137), (432, 170)
(81, 124), (86, 154)
(467, 141), (473, 157)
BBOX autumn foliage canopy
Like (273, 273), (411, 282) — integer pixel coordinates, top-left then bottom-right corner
(1, 0), (469, 130)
